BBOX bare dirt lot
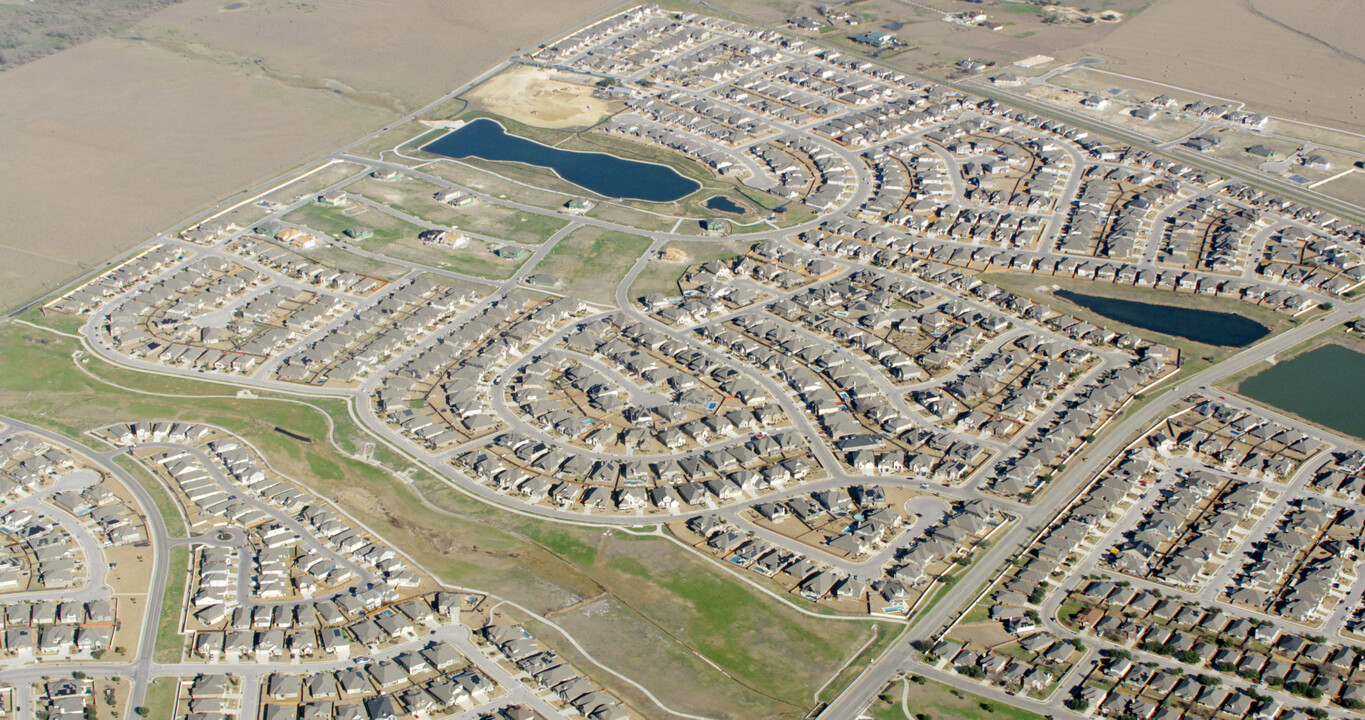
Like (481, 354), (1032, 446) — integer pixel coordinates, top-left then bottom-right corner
(464, 65), (615, 129)
(1079, 0), (1365, 134)
(0, 0), (619, 312)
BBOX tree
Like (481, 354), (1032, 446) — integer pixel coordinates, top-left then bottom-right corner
(1288, 682), (1322, 699)
(134, 709), (149, 717)
(960, 665), (986, 679)
(1065, 697), (1090, 712)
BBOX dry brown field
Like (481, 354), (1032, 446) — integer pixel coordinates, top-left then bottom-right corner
(1079, 0), (1365, 133)
(0, 0), (621, 312)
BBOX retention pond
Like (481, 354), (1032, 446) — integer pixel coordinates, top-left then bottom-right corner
(423, 118), (700, 202)
(1238, 343), (1365, 440)
(1055, 290), (1269, 347)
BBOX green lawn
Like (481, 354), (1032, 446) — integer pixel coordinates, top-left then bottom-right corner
(153, 546), (190, 663)
(350, 174), (569, 244)
(538, 226), (654, 304)
(138, 676), (179, 720)
(284, 200), (424, 245)
(112, 455), (187, 538)
(904, 676), (1047, 720)
(817, 624), (899, 706)
(864, 679), (910, 720)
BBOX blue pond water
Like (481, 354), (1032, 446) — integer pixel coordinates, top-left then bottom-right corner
(1054, 290), (1269, 347)
(705, 195), (747, 214)
(423, 118), (700, 202)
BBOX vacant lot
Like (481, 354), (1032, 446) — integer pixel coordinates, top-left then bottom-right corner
(285, 201), (425, 246)
(0, 36), (388, 312)
(464, 65), (615, 129)
(153, 545), (190, 664)
(628, 239), (751, 302)
(1080, 0), (1365, 133)
(350, 175), (568, 244)
(0, 0), (620, 313)
(538, 226), (654, 305)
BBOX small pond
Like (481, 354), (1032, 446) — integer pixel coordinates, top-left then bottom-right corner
(705, 195), (747, 214)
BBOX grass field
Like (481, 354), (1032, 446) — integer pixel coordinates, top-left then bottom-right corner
(586, 202), (680, 232)
(904, 676), (1046, 720)
(860, 674), (1050, 720)
(138, 676), (179, 720)
(349, 174), (569, 244)
(424, 160), (575, 210)
(538, 226), (654, 305)
(112, 454), (187, 538)
(626, 239), (751, 301)
(0, 321), (882, 719)
(153, 545), (190, 664)
(284, 195), (528, 279)
(284, 200), (423, 245)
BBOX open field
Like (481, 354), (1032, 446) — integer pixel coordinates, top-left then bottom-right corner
(627, 239), (751, 301)
(347, 120), (445, 165)
(285, 201), (426, 246)
(349, 175), (569, 244)
(1318, 170), (1365, 206)
(537, 226), (655, 305)
(0, 36), (389, 313)
(139, 677), (181, 720)
(1078, 0), (1365, 134)
(139, 676), (179, 720)
(0, 0), (620, 313)
(423, 159), (576, 210)
(0, 0), (179, 70)
(586, 202), (681, 233)
(464, 64), (616, 129)
(282, 202), (522, 279)
(0, 321), (882, 719)
(153, 545), (190, 664)
(858, 674), (1048, 720)
(514, 537), (888, 719)
(903, 675), (1046, 720)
